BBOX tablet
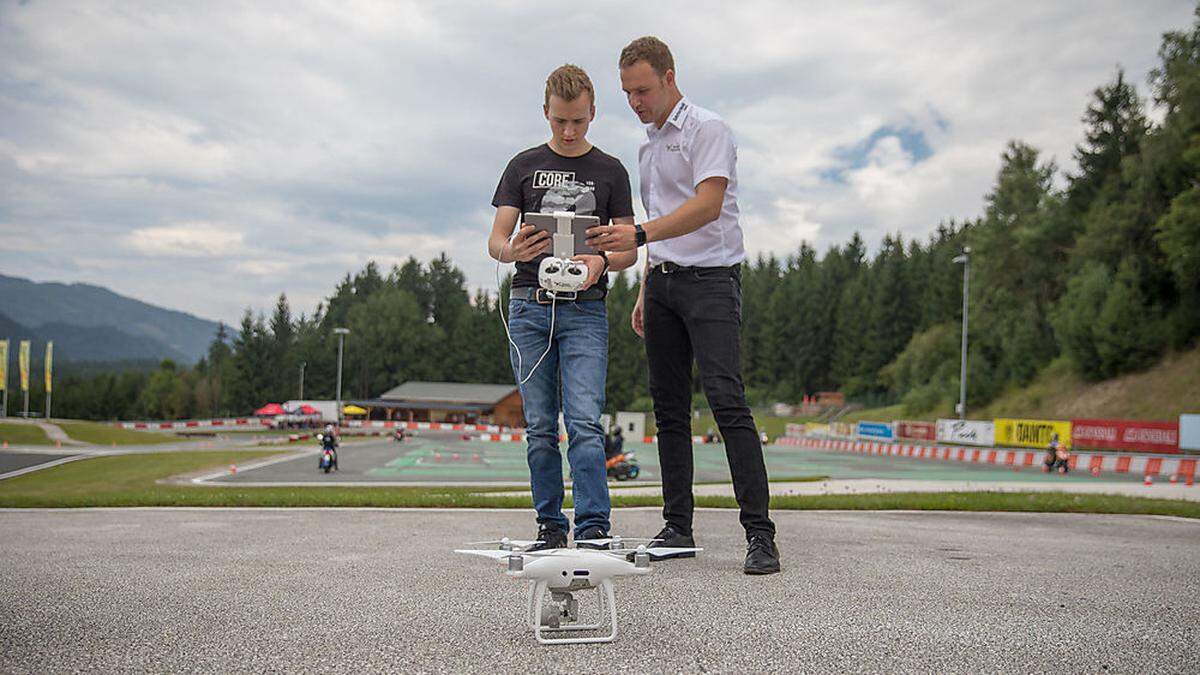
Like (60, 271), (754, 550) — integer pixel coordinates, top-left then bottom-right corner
(523, 212), (602, 256)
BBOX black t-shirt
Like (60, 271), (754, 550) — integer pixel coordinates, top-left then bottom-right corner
(492, 144), (635, 291)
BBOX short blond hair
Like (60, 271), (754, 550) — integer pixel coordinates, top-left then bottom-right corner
(619, 36), (674, 77)
(545, 64), (595, 107)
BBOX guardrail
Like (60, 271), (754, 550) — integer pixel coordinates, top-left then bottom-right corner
(778, 435), (1197, 484)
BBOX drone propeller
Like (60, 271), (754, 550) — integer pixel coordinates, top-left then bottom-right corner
(645, 546), (704, 558)
(464, 537), (539, 549)
(455, 548), (569, 561)
(454, 549), (521, 560)
(592, 544), (705, 562)
(579, 536), (663, 547)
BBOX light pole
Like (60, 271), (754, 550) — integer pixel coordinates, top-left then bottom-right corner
(952, 247), (971, 420)
(298, 361), (306, 400)
(333, 328), (350, 426)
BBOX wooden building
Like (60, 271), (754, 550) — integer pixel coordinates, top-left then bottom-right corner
(348, 381), (524, 428)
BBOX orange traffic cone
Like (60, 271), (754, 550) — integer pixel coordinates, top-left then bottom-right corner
(1187, 474), (1195, 487)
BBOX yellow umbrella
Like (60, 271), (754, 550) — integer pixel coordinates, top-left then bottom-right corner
(342, 405), (367, 415)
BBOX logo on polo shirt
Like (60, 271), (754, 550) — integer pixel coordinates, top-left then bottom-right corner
(671, 100), (689, 123)
(666, 143), (681, 152)
(533, 170), (576, 189)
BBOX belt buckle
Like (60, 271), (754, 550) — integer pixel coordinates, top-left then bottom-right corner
(660, 262), (672, 274)
(535, 288), (576, 304)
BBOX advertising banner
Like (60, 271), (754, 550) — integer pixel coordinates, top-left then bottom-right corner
(803, 422), (830, 436)
(830, 422), (855, 437)
(856, 421), (895, 439)
(1179, 415), (1200, 452)
(897, 420), (936, 441)
(994, 418), (1072, 449)
(18, 340), (30, 392)
(0, 339), (7, 391)
(44, 341), (53, 393)
(936, 419), (995, 446)
(1071, 418), (1179, 454)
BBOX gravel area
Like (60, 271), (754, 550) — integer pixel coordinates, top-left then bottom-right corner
(1, 507), (1197, 673)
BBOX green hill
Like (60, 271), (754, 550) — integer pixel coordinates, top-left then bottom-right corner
(847, 346), (1200, 423)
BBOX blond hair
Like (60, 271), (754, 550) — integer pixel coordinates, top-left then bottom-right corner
(544, 64), (595, 107)
(619, 36), (675, 77)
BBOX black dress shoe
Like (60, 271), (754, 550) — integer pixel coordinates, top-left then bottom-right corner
(743, 533), (781, 575)
(648, 523), (696, 559)
(526, 523), (568, 551)
(574, 525), (609, 550)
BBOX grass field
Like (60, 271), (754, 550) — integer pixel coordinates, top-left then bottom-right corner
(54, 420), (179, 445)
(1, 450), (1197, 518)
(0, 451), (533, 508)
(0, 423), (51, 446)
(838, 404), (909, 423)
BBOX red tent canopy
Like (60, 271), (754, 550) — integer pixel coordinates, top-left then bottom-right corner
(254, 403), (285, 416)
(298, 404), (319, 415)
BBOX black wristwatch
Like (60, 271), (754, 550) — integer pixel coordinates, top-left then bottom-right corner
(634, 223), (647, 247)
(599, 250), (610, 273)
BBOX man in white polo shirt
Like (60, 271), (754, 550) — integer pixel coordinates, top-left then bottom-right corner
(587, 36), (779, 575)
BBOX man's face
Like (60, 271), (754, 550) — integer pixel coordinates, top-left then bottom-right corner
(620, 60), (672, 124)
(544, 94), (594, 149)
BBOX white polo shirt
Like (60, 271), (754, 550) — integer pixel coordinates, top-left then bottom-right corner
(640, 97), (745, 267)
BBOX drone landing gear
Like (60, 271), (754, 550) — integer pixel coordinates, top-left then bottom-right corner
(527, 579), (618, 645)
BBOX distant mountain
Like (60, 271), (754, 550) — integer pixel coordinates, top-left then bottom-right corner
(0, 275), (224, 363)
(0, 312), (190, 364)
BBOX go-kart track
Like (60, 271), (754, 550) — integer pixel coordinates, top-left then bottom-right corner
(198, 430), (1200, 503)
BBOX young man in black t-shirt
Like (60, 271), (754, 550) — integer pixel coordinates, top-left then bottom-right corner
(488, 64), (638, 550)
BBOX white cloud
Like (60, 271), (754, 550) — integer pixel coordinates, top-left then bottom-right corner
(126, 225), (245, 258)
(0, 0), (1193, 322)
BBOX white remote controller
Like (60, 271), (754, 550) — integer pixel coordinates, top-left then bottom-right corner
(538, 257), (588, 293)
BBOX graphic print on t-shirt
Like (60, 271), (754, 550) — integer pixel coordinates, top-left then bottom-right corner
(539, 178), (597, 217)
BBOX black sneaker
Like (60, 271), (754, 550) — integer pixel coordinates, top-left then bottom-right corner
(574, 525), (609, 550)
(743, 533), (781, 575)
(647, 523), (696, 559)
(526, 523), (568, 552)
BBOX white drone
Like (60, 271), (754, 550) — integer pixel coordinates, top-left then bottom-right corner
(456, 536), (702, 645)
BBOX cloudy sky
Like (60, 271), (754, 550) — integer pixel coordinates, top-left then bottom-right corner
(1, 1), (1194, 324)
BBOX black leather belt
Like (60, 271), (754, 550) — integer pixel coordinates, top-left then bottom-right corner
(651, 261), (739, 276)
(510, 286), (606, 304)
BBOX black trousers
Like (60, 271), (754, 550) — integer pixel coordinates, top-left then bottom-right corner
(644, 264), (775, 539)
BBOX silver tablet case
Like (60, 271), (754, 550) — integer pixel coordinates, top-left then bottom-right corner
(523, 212), (602, 257)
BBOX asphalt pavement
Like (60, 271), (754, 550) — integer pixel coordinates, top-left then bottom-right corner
(1, 507), (1196, 673)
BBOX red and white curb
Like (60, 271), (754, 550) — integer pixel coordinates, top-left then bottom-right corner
(779, 436), (1198, 485)
(114, 417), (271, 431)
(474, 433), (528, 442)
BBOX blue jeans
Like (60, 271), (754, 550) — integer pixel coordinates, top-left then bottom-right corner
(508, 297), (611, 536)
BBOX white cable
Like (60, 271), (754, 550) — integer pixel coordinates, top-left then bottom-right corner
(496, 257), (557, 386)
